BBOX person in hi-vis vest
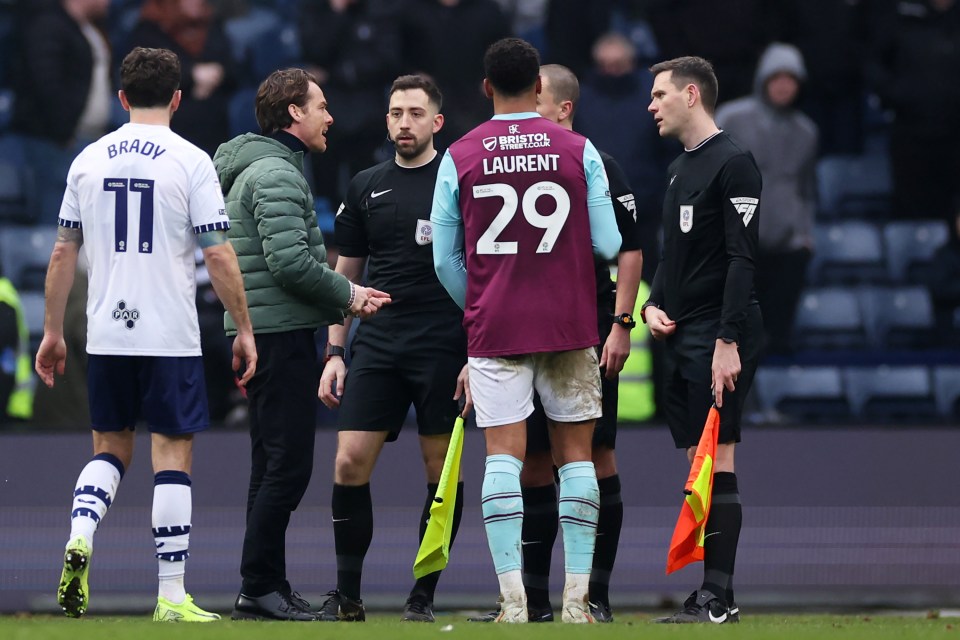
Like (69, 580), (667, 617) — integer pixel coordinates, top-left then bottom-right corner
(617, 278), (655, 422)
(0, 276), (34, 420)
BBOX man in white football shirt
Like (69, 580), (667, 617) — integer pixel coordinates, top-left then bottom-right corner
(35, 47), (257, 622)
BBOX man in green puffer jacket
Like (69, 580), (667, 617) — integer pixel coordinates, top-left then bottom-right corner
(214, 68), (390, 622)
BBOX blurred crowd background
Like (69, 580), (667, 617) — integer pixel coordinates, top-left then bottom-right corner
(0, 0), (958, 430)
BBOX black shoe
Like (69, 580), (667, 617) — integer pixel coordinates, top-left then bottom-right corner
(401, 596), (435, 622)
(318, 589), (365, 622)
(231, 591), (320, 621)
(466, 602), (554, 623)
(589, 600), (613, 623)
(651, 590), (729, 624)
(728, 603), (740, 623)
(528, 603), (554, 622)
(466, 608), (498, 622)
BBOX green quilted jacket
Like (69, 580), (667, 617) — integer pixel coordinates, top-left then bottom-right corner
(213, 134), (350, 335)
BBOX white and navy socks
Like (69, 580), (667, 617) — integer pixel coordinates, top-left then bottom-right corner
(481, 454), (525, 601)
(152, 470), (192, 604)
(69, 453), (124, 547)
(558, 461), (599, 602)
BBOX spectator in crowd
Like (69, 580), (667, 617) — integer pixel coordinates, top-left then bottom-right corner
(400, 0), (510, 149)
(299, 0), (401, 203)
(11, 0), (112, 222)
(716, 43), (817, 356)
(867, 0), (960, 220)
(544, 0), (613, 77)
(772, 0), (871, 155)
(645, 0), (776, 103)
(575, 31), (676, 283)
(927, 198), (960, 347)
(127, 0), (238, 157)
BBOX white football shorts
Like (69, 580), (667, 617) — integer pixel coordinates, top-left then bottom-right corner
(468, 348), (602, 428)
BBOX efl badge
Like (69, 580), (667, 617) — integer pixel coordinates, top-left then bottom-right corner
(679, 205), (693, 233)
(416, 219), (434, 245)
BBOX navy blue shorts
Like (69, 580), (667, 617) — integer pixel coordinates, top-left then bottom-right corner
(87, 355), (209, 434)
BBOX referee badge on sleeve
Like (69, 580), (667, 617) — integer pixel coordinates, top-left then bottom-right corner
(416, 219), (434, 245)
(679, 205), (693, 233)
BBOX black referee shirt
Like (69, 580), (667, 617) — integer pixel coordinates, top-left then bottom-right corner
(596, 150), (642, 311)
(647, 131), (762, 343)
(335, 153), (463, 322)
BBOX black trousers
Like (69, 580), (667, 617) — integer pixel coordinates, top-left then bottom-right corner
(240, 329), (319, 595)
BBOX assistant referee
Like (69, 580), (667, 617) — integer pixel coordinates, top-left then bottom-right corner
(641, 56), (763, 625)
(317, 75), (468, 624)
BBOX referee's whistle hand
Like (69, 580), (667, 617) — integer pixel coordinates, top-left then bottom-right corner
(319, 358), (347, 408)
(711, 340), (741, 408)
(645, 307), (676, 341)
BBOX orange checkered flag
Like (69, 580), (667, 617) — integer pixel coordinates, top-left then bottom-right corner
(666, 405), (720, 574)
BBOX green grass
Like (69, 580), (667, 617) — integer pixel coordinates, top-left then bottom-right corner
(2, 613), (958, 640)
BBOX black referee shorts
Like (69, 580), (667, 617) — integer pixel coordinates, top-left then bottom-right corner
(527, 318), (617, 455)
(337, 316), (466, 442)
(662, 305), (763, 449)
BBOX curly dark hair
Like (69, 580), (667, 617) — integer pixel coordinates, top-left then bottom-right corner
(483, 37), (540, 97)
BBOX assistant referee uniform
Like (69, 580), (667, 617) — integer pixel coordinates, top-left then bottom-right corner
(334, 154), (466, 438)
(644, 130), (763, 448)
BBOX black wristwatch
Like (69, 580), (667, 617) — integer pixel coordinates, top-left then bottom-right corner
(324, 344), (346, 363)
(614, 312), (637, 330)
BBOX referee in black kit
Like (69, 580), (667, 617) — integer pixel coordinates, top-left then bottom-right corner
(317, 75), (469, 624)
(641, 56), (763, 625)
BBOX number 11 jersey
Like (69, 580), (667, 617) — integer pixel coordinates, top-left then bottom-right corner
(58, 122), (228, 356)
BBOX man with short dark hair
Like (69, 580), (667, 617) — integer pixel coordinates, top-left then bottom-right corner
(316, 74), (469, 624)
(214, 67), (390, 621)
(38, 46), (257, 622)
(643, 56), (763, 624)
(523, 62), (642, 623)
(432, 37), (621, 624)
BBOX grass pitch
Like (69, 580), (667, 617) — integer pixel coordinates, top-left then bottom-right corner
(2, 612), (957, 640)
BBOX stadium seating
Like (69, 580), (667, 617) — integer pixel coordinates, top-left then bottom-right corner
(932, 366), (960, 420)
(753, 366), (850, 422)
(843, 366), (938, 422)
(883, 219), (949, 283)
(793, 287), (868, 350)
(859, 285), (937, 350)
(808, 221), (886, 285)
(816, 153), (892, 219)
(0, 225), (57, 290)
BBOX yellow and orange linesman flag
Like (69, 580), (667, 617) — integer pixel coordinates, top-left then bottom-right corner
(666, 405), (720, 574)
(413, 416), (465, 580)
